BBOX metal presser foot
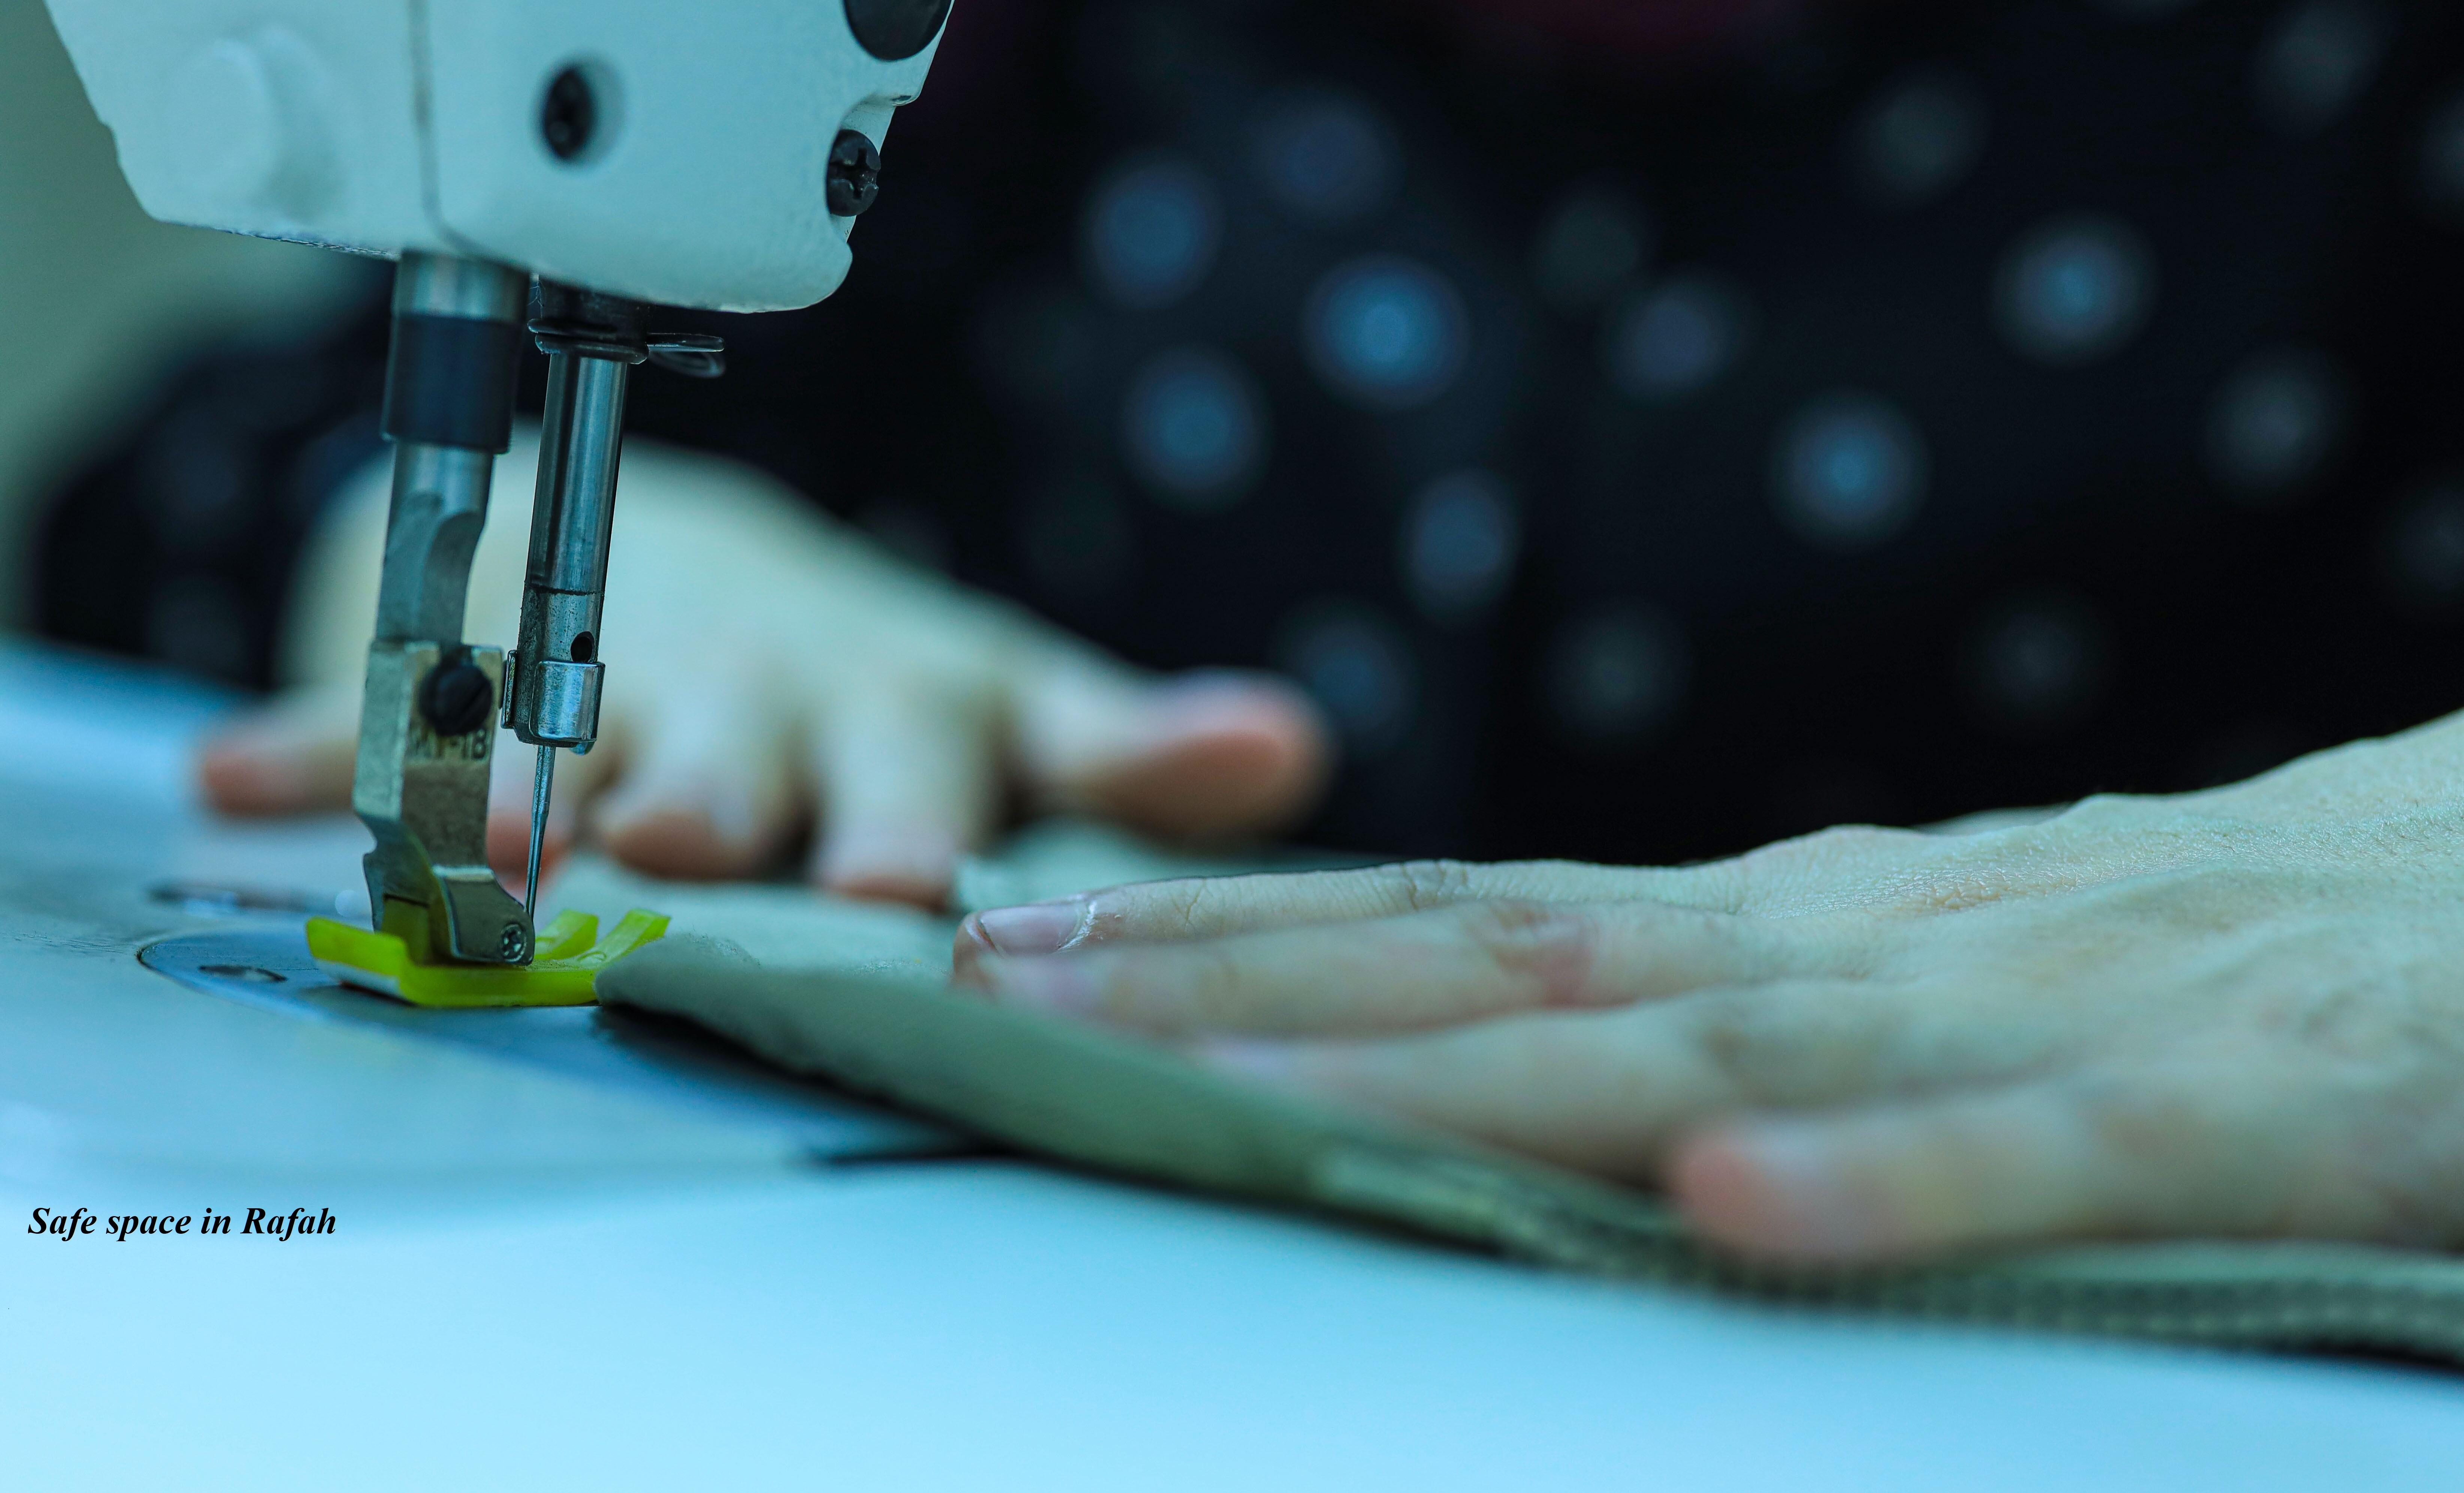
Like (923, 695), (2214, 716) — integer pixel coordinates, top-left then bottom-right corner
(338, 254), (694, 1006)
(351, 251), (538, 972)
(340, 633), (672, 1009)
(307, 906), (670, 1008)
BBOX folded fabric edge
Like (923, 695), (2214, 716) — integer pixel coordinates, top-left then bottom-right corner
(599, 942), (2464, 1368)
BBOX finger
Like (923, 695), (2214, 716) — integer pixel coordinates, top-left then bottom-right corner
(955, 858), (1686, 975)
(1014, 667), (1333, 838)
(1668, 1060), (2384, 1263)
(195, 681), (361, 814)
(589, 664), (799, 880)
(970, 898), (1858, 1036)
(1191, 1001), (1763, 1182)
(1178, 976), (2047, 1180)
(810, 688), (1000, 907)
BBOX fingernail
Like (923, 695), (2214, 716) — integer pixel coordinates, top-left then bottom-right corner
(196, 734), (303, 812)
(199, 740), (288, 790)
(1684, 1127), (1893, 1261)
(971, 898), (1087, 956)
(982, 954), (1100, 1016)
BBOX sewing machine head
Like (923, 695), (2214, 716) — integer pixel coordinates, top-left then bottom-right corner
(43, 0), (952, 970)
(43, 0), (949, 309)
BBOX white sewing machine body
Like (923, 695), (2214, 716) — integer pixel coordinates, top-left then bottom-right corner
(43, 0), (955, 972)
(41, 0), (941, 310)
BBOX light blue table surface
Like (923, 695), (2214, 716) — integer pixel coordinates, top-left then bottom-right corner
(3, 640), (2460, 1491)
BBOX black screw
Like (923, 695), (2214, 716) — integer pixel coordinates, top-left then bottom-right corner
(541, 66), (597, 163)
(827, 130), (882, 217)
(499, 924), (529, 962)
(421, 656), (495, 737)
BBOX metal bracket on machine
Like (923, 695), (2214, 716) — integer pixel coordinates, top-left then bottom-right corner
(354, 639), (532, 964)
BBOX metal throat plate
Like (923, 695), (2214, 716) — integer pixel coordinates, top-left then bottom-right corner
(140, 922), (965, 1163)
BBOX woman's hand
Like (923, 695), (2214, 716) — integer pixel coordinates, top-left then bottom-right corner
(198, 436), (1329, 906)
(955, 719), (2464, 1264)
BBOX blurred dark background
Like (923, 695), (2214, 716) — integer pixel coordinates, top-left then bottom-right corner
(40, 0), (2464, 866)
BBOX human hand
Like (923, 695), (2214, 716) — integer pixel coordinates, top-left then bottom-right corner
(198, 436), (1328, 906)
(954, 720), (2464, 1263)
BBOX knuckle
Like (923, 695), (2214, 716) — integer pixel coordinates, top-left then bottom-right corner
(1768, 824), (1917, 861)
(1724, 825), (1931, 906)
(1453, 900), (1603, 1007)
(1814, 823), (1914, 850)
(1381, 859), (1480, 913)
(1164, 879), (1217, 938)
(2058, 792), (2148, 829)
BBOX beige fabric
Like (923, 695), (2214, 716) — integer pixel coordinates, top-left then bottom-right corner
(599, 934), (2464, 1366)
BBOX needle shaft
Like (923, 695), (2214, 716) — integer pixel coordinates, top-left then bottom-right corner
(523, 744), (556, 924)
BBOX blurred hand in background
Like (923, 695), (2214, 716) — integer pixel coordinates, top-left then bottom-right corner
(197, 437), (1331, 907)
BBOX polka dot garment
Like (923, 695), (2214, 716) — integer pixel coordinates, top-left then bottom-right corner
(39, 0), (2464, 866)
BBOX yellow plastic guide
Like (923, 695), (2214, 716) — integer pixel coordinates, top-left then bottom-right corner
(304, 904), (670, 1008)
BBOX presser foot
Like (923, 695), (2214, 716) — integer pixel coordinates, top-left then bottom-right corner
(306, 902), (670, 1008)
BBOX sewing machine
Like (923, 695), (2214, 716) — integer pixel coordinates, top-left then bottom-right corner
(42, 0), (946, 970)
(4, 639), (2462, 1486)
(13, 3), (2464, 1480)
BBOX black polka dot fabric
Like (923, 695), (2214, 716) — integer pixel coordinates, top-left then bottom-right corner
(37, 0), (2464, 869)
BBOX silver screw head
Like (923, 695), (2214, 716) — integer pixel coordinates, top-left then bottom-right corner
(499, 923), (529, 962)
